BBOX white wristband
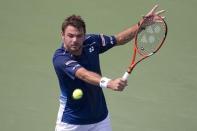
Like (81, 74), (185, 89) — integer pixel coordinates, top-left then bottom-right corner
(99, 77), (111, 88)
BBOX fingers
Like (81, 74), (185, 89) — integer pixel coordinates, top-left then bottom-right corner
(150, 4), (159, 14)
(145, 4), (158, 17)
(156, 10), (165, 15)
(111, 78), (127, 91)
(145, 4), (166, 18)
(119, 79), (128, 87)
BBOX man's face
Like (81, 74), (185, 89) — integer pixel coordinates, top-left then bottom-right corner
(61, 25), (85, 55)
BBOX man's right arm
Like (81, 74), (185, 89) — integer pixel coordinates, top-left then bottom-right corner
(75, 67), (127, 91)
(75, 67), (101, 86)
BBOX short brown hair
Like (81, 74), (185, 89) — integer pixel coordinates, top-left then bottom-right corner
(61, 15), (86, 33)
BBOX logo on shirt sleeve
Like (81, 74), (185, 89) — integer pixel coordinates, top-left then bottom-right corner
(110, 36), (115, 45)
(100, 34), (106, 46)
(65, 60), (77, 66)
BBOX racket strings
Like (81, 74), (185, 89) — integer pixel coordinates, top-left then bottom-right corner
(137, 21), (166, 56)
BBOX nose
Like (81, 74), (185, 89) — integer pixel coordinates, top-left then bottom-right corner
(72, 37), (77, 42)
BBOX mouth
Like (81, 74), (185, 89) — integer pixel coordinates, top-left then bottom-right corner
(70, 45), (82, 55)
(71, 45), (82, 51)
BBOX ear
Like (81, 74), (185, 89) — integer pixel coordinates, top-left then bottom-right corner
(61, 31), (64, 39)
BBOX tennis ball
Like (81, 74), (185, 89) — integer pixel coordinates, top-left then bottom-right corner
(72, 89), (83, 100)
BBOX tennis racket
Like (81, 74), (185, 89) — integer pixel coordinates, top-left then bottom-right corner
(122, 14), (168, 80)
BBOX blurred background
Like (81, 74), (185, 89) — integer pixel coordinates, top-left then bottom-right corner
(0, 0), (197, 130)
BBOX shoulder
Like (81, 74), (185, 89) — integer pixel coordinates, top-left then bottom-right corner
(52, 46), (72, 66)
(84, 34), (116, 46)
(83, 34), (101, 46)
(85, 34), (100, 40)
(53, 47), (67, 59)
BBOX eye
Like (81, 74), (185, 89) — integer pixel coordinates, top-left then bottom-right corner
(67, 34), (74, 38)
(77, 34), (83, 38)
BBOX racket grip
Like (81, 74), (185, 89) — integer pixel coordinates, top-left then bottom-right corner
(122, 72), (130, 81)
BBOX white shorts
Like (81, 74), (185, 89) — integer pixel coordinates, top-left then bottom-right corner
(55, 101), (112, 131)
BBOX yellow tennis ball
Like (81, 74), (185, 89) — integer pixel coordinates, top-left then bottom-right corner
(72, 89), (83, 100)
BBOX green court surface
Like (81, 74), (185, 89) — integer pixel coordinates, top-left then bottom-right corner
(0, 0), (197, 131)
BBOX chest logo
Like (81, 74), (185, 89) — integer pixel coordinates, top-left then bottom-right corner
(89, 46), (94, 53)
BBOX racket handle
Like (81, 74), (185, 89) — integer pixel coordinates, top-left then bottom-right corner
(122, 72), (130, 81)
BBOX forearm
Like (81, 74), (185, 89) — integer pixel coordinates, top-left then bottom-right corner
(75, 67), (101, 86)
(115, 23), (139, 45)
(75, 67), (127, 91)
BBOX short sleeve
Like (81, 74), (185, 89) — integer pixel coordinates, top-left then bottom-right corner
(99, 34), (117, 53)
(53, 55), (82, 80)
(85, 34), (117, 54)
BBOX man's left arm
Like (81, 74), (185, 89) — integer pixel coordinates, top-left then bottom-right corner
(114, 23), (139, 46)
(115, 5), (165, 46)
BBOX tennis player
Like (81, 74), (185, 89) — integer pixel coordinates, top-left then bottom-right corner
(53, 5), (165, 131)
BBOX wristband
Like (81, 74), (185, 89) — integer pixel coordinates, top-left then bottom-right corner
(99, 77), (111, 88)
(138, 21), (145, 30)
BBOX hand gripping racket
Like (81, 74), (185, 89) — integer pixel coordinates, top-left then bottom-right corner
(122, 14), (168, 80)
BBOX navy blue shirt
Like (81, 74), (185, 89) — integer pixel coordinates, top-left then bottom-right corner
(53, 34), (116, 124)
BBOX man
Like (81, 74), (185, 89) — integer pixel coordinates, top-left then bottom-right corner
(53, 5), (165, 131)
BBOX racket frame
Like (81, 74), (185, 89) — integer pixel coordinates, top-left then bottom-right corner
(122, 14), (168, 80)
